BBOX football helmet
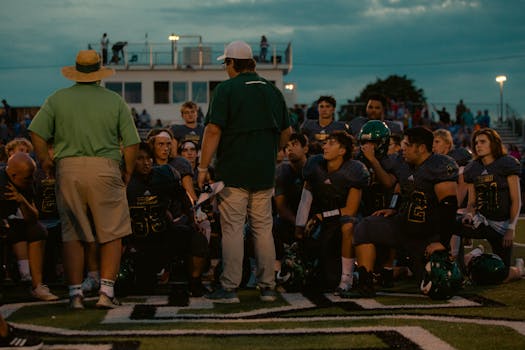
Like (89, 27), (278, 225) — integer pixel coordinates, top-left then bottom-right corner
(358, 120), (391, 159)
(420, 250), (463, 300)
(468, 253), (507, 285)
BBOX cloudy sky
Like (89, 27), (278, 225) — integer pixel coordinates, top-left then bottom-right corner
(1, 0), (524, 118)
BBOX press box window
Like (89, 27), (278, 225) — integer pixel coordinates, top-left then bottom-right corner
(154, 81), (170, 104)
(124, 82), (142, 103)
(172, 82), (188, 103)
(105, 82), (123, 96)
(192, 81), (207, 103)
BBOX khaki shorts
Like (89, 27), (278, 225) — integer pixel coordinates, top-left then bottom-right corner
(56, 157), (132, 244)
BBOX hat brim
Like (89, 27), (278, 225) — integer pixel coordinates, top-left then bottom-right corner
(61, 66), (115, 82)
(216, 54), (226, 61)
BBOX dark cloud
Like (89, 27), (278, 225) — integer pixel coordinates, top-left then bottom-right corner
(1, 0), (524, 116)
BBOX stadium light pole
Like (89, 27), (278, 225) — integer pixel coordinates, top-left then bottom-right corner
(169, 34), (203, 68)
(496, 75), (507, 123)
(168, 33), (180, 67)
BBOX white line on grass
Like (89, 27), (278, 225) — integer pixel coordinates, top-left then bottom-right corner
(14, 323), (454, 350)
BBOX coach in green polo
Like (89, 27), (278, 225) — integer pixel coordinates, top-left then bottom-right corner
(29, 50), (140, 310)
(198, 40), (291, 303)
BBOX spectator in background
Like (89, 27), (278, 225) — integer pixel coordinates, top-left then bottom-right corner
(434, 105), (451, 126)
(110, 41), (127, 64)
(131, 107), (140, 127)
(0, 118), (8, 144)
(139, 109), (151, 129)
(456, 99), (466, 125)
(509, 143), (521, 161)
(479, 110), (491, 128)
(100, 33), (109, 64)
(259, 35), (269, 63)
(462, 108), (475, 132)
(1, 99), (14, 127)
(474, 110), (483, 129)
(154, 119), (163, 128)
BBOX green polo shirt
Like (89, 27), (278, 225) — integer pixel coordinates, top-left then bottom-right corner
(206, 72), (290, 190)
(29, 83), (140, 162)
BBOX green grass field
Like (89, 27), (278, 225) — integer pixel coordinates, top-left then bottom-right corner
(1, 239), (524, 349)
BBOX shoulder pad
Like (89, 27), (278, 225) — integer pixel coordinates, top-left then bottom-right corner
(341, 160), (370, 189)
(154, 164), (181, 182)
(427, 154), (459, 183)
(495, 155), (521, 177)
(168, 157), (193, 177)
(349, 116), (367, 137)
(448, 147), (472, 167)
(303, 155), (325, 181)
(463, 160), (483, 183)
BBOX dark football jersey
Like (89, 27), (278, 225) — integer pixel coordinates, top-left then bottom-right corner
(127, 165), (186, 237)
(166, 156), (194, 178)
(448, 147), (472, 167)
(300, 119), (349, 144)
(356, 152), (402, 216)
(34, 168), (58, 220)
(395, 154), (458, 237)
(303, 154), (369, 214)
(171, 124), (204, 147)
(463, 155), (520, 221)
(274, 162), (304, 214)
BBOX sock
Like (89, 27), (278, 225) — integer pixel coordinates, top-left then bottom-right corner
(17, 259), (30, 277)
(339, 257), (355, 289)
(69, 284), (83, 298)
(100, 279), (115, 298)
(87, 270), (100, 282)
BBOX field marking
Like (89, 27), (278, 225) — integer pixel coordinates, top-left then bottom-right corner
(12, 323), (454, 350)
(4, 293), (525, 339)
(327, 292), (481, 309)
(103, 293), (481, 323)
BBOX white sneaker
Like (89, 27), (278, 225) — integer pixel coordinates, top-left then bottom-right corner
(31, 284), (59, 301)
(81, 276), (100, 294)
(96, 293), (121, 309)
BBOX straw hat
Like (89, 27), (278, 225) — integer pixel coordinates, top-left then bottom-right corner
(61, 50), (115, 82)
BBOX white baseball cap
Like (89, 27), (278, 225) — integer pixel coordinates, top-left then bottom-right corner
(216, 41), (253, 61)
